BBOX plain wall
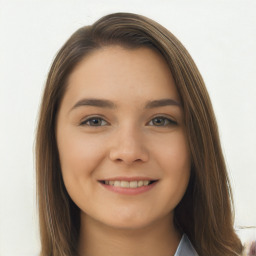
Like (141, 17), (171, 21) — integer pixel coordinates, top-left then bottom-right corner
(0, 0), (255, 255)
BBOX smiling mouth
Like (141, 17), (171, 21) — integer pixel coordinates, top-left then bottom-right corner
(99, 180), (157, 188)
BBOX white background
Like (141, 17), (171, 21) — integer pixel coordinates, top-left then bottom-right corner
(0, 0), (255, 255)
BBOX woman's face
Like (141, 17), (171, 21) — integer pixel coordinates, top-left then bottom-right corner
(56, 46), (191, 229)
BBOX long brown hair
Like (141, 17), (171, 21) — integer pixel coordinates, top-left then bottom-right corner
(36, 12), (243, 256)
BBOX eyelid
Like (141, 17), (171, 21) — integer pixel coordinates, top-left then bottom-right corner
(78, 114), (177, 127)
(79, 115), (109, 126)
(147, 115), (177, 126)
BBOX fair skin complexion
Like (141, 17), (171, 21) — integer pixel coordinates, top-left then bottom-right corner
(56, 46), (191, 256)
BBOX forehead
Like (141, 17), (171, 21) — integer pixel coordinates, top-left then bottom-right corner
(63, 46), (180, 109)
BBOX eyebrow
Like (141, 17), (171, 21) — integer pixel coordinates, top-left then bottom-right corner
(145, 98), (181, 108)
(70, 98), (181, 112)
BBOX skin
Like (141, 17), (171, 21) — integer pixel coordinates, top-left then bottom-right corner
(56, 46), (191, 256)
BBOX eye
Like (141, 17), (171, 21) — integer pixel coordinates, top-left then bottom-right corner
(80, 117), (108, 127)
(148, 116), (177, 126)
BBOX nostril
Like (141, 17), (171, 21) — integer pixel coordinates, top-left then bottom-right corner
(109, 146), (149, 164)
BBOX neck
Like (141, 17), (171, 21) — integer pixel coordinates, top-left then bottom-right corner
(78, 212), (181, 256)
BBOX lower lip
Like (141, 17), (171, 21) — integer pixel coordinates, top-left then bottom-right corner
(99, 181), (158, 195)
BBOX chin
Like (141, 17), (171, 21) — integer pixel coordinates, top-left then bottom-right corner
(105, 219), (153, 230)
(99, 211), (164, 231)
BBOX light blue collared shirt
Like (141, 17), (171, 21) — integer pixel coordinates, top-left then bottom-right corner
(174, 234), (198, 256)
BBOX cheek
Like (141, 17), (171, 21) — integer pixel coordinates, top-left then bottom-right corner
(166, 133), (190, 182)
(56, 127), (108, 210)
(57, 126), (106, 184)
(153, 131), (191, 204)
(153, 130), (191, 171)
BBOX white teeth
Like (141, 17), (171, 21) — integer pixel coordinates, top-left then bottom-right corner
(104, 180), (153, 188)
(120, 181), (129, 188)
(143, 180), (149, 186)
(114, 181), (121, 187)
(129, 181), (137, 188)
(137, 180), (144, 187)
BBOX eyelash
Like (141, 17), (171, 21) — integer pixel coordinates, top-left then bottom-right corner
(148, 116), (177, 126)
(79, 115), (177, 127)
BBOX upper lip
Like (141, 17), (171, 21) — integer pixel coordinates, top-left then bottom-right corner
(98, 176), (158, 182)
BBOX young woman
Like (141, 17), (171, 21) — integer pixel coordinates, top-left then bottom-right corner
(36, 12), (243, 256)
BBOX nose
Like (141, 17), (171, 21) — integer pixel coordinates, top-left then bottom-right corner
(109, 127), (149, 165)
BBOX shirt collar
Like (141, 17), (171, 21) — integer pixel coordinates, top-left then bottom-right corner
(174, 234), (198, 256)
